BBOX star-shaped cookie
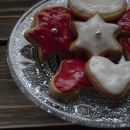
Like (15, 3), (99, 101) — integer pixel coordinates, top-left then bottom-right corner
(70, 14), (123, 61)
(24, 14), (75, 59)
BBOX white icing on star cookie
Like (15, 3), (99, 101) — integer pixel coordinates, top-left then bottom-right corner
(73, 14), (121, 56)
(70, 0), (127, 14)
(88, 56), (130, 95)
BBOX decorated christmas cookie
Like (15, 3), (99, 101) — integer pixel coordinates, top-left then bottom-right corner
(86, 56), (130, 100)
(69, 0), (127, 21)
(118, 9), (130, 36)
(70, 14), (123, 62)
(120, 37), (130, 60)
(24, 13), (75, 59)
(50, 59), (91, 100)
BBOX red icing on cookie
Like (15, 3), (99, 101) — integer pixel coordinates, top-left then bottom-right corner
(118, 9), (130, 31)
(39, 6), (77, 21)
(54, 59), (90, 92)
(120, 37), (130, 53)
(28, 14), (75, 57)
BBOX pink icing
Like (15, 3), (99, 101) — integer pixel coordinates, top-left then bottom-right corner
(54, 59), (91, 92)
(28, 14), (75, 58)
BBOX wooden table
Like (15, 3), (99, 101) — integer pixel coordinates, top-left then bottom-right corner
(0, 0), (129, 129)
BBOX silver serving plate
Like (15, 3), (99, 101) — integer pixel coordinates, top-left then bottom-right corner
(7, 0), (130, 128)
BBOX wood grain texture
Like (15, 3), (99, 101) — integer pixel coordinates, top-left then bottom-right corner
(0, 0), (42, 42)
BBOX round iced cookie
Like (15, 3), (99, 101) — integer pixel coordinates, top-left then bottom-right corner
(68, 0), (127, 21)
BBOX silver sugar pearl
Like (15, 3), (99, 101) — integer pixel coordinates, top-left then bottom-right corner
(51, 28), (58, 34)
(95, 30), (101, 37)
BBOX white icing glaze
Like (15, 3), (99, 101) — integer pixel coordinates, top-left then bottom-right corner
(74, 14), (120, 56)
(89, 56), (130, 95)
(70, 0), (126, 14)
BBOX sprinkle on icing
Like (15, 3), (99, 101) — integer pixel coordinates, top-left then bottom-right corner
(51, 28), (58, 34)
(73, 14), (120, 56)
(88, 56), (130, 95)
(95, 30), (101, 38)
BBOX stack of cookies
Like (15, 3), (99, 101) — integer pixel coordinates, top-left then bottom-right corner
(24, 0), (130, 101)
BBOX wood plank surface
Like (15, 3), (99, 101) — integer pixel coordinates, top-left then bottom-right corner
(0, 0), (42, 42)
